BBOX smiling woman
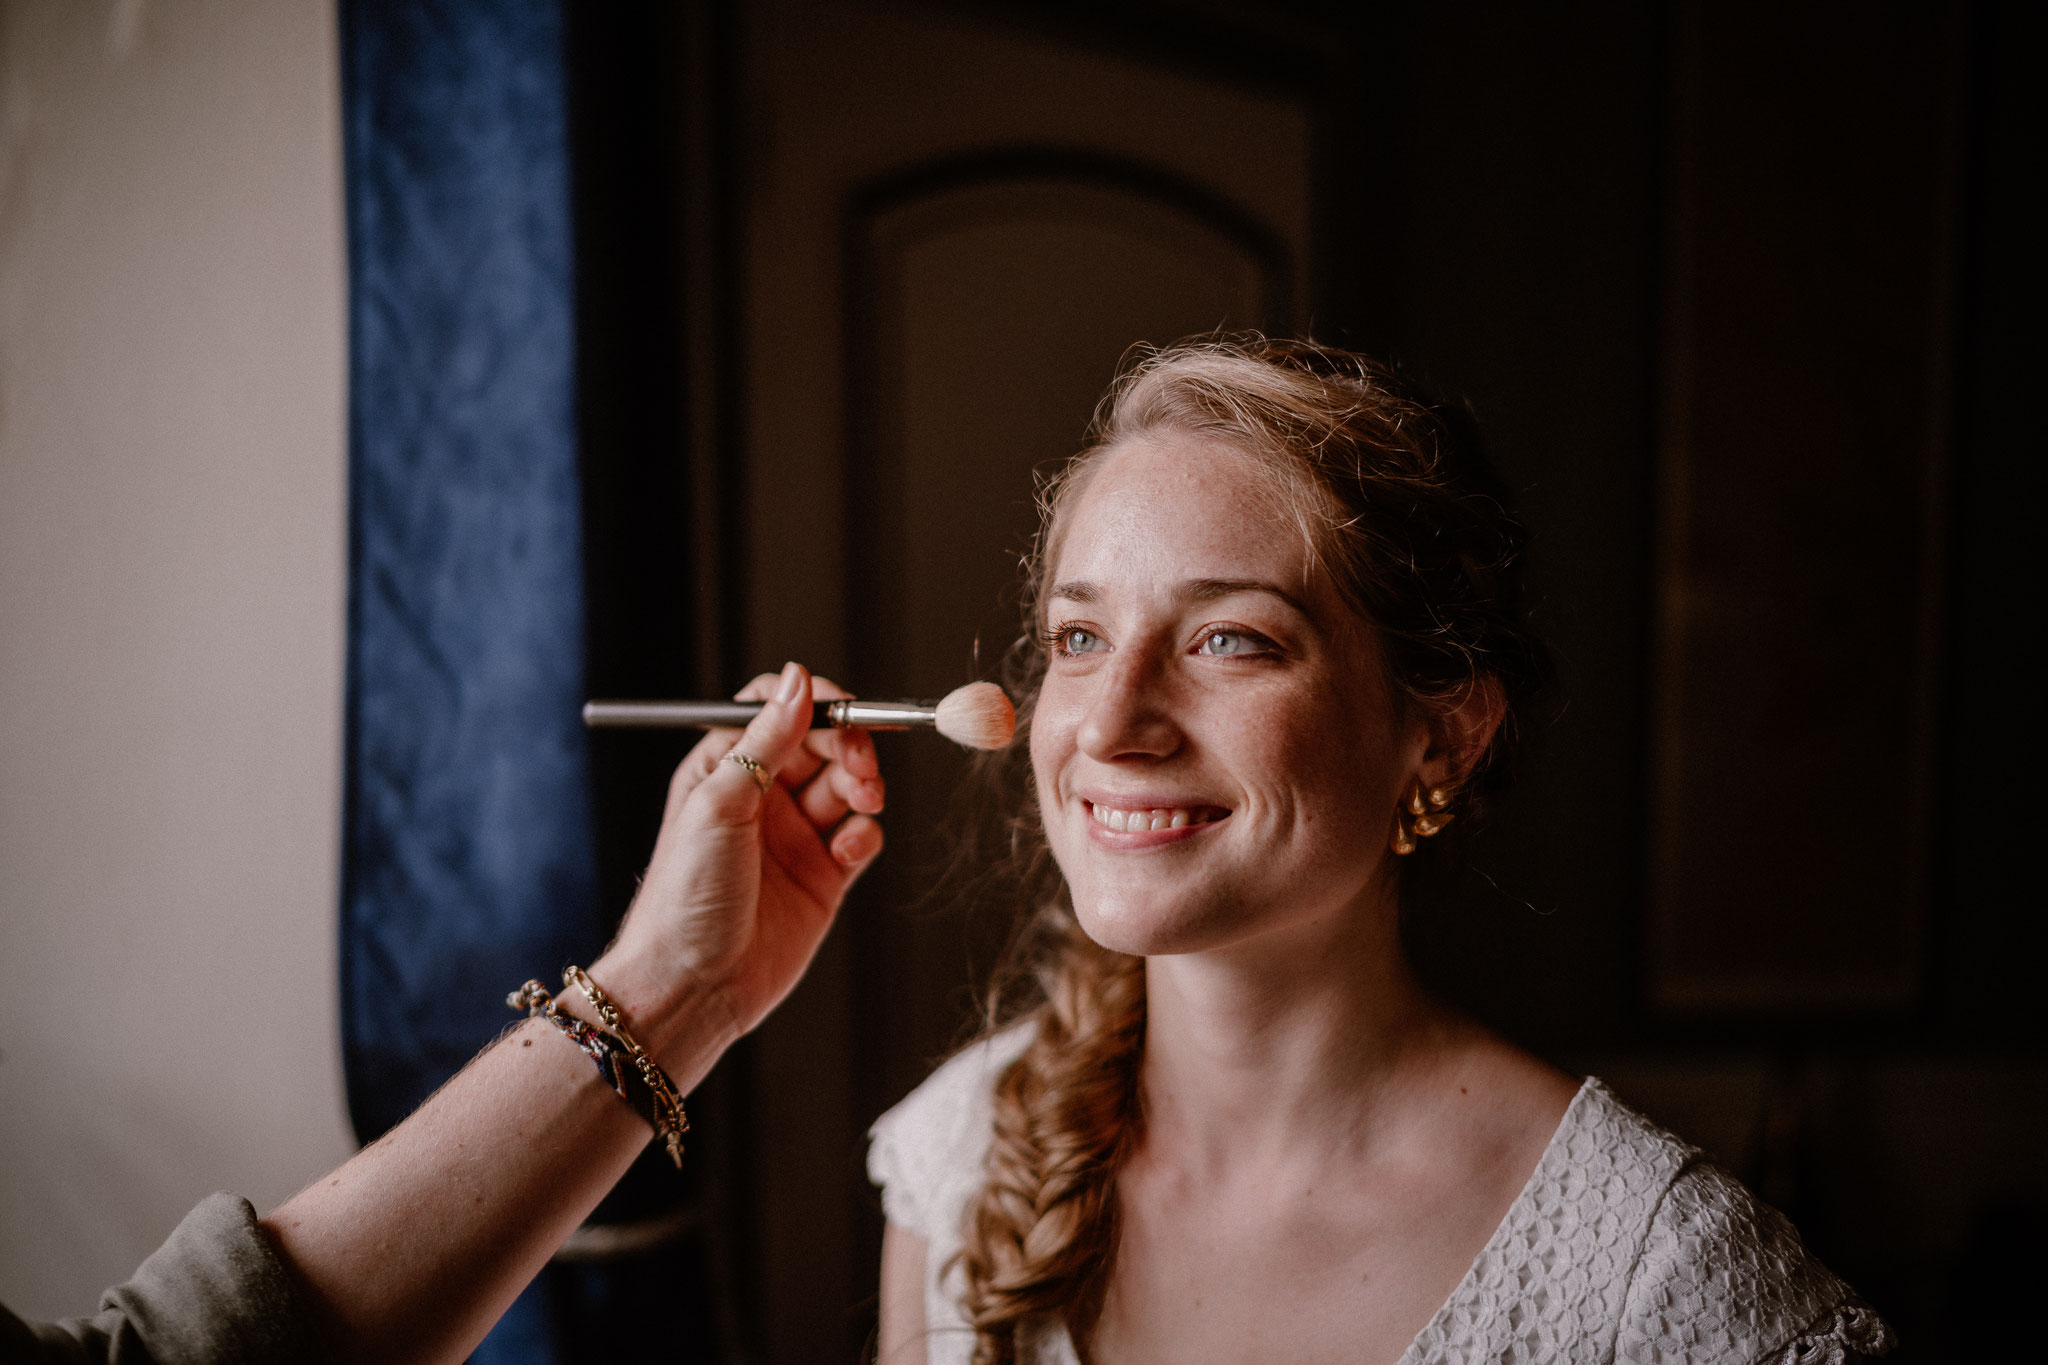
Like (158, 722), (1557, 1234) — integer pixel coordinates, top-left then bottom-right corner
(866, 338), (1895, 1365)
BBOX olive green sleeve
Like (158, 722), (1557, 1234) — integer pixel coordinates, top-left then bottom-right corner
(0, 1193), (331, 1365)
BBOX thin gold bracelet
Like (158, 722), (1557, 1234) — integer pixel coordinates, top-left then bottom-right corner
(563, 965), (689, 1165)
(508, 971), (689, 1167)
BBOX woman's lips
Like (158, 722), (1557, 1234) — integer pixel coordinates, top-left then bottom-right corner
(1082, 799), (1230, 846)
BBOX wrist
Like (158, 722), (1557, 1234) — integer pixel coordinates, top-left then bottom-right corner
(582, 948), (741, 1093)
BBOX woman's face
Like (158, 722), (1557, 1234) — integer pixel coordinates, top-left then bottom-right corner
(1030, 431), (1422, 958)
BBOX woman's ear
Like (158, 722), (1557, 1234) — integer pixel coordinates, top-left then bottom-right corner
(1420, 676), (1506, 790)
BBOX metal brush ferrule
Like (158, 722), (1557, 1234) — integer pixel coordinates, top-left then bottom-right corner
(825, 698), (937, 731)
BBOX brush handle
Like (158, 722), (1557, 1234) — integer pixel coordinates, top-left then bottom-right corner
(583, 700), (824, 729)
(582, 699), (936, 730)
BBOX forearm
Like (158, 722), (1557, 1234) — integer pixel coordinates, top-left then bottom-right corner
(262, 970), (734, 1365)
(258, 664), (865, 1362)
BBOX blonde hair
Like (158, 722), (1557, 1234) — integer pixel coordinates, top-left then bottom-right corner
(950, 336), (1546, 1362)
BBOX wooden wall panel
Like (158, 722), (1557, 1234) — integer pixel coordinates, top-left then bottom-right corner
(1649, 0), (1962, 1012)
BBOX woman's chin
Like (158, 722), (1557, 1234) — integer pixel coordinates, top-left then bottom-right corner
(1071, 891), (1241, 958)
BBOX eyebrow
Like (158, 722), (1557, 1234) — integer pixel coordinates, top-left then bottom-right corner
(1048, 577), (1313, 617)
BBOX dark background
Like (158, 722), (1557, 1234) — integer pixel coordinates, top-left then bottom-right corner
(565, 2), (2045, 1359)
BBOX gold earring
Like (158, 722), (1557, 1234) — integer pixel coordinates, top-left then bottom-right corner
(1389, 779), (1458, 855)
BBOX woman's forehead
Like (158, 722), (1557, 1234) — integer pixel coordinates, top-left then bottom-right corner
(1049, 433), (1318, 590)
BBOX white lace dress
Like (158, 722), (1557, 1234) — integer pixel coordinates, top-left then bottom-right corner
(867, 1028), (1894, 1364)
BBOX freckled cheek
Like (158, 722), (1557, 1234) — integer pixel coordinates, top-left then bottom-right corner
(1252, 705), (1393, 828)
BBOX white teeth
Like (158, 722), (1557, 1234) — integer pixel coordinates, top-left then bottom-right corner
(1090, 803), (1210, 832)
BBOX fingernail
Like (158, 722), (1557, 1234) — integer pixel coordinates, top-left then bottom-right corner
(776, 661), (804, 704)
(837, 822), (880, 865)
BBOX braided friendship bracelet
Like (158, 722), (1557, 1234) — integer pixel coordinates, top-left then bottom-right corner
(508, 969), (689, 1167)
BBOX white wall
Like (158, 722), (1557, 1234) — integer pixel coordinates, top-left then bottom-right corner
(0, 0), (354, 1319)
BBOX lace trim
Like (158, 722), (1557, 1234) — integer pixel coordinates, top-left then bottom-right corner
(1771, 1300), (1896, 1364)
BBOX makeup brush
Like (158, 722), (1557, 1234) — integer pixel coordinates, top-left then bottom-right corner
(582, 681), (1016, 751)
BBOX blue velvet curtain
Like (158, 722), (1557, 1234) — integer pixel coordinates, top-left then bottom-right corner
(339, 1), (603, 1357)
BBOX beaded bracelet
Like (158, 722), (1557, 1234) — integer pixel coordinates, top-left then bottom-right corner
(508, 970), (688, 1167)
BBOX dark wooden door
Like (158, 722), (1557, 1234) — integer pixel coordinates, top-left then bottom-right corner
(725, 3), (1312, 1356)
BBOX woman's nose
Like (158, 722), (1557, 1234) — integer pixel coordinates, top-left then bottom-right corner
(1075, 649), (1181, 761)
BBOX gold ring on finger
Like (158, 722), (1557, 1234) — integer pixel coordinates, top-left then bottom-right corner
(722, 749), (772, 795)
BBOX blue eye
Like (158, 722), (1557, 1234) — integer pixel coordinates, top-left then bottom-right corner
(1046, 625), (1104, 656)
(1196, 628), (1278, 658)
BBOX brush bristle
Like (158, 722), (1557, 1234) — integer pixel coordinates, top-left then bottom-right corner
(933, 682), (1016, 750)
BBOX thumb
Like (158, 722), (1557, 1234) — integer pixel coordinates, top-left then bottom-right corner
(714, 661), (813, 802)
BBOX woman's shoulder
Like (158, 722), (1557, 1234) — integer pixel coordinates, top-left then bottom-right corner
(867, 1019), (1038, 1242)
(1573, 1083), (1896, 1362)
(1617, 1155), (1894, 1362)
(1419, 1081), (1891, 1362)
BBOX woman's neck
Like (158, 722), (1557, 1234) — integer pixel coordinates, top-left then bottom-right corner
(1138, 891), (1464, 1176)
